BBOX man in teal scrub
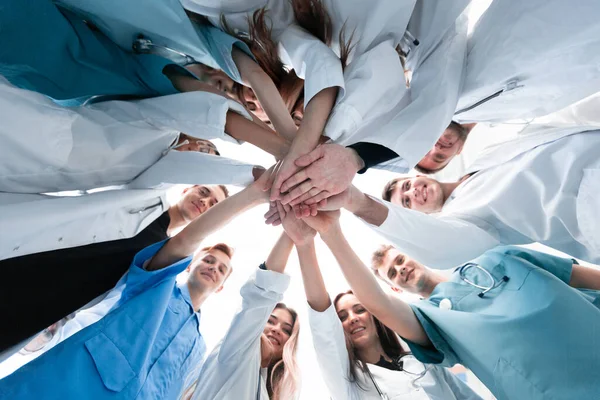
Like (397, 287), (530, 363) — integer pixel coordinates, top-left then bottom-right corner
(303, 209), (600, 400)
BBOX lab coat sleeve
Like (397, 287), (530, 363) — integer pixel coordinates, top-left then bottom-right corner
(367, 200), (500, 269)
(217, 269), (291, 364)
(430, 366), (483, 400)
(93, 91), (252, 142)
(488, 246), (574, 285)
(325, 41), (407, 144)
(278, 24), (345, 105)
(127, 152), (255, 189)
(345, 14), (468, 169)
(307, 304), (355, 400)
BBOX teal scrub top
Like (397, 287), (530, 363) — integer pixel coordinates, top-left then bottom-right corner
(0, 240), (206, 400)
(405, 246), (600, 400)
(0, 0), (252, 103)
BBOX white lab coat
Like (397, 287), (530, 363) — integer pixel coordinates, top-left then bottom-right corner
(192, 269), (291, 400)
(370, 126), (600, 269)
(0, 189), (167, 260)
(308, 304), (482, 400)
(180, 0), (345, 105)
(455, 0), (600, 123)
(0, 79), (255, 193)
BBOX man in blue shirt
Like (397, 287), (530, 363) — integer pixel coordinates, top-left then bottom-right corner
(0, 169), (271, 399)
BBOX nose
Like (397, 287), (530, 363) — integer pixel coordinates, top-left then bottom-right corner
(270, 325), (282, 337)
(400, 266), (406, 276)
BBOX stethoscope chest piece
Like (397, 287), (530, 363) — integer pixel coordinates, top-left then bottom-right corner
(458, 263), (510, 298)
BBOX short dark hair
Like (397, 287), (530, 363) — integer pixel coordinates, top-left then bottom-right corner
(217, 185), (229, 198)
(382, 178), (400, 202)
(415, 121), (469, 175)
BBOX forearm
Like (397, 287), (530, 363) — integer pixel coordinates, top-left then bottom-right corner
(321, 226), (430, 346)
(225, 111), (289, 159)
(265, 233), (294, 274)
(148, 186), (264, 269)
(297, 241), (331, 312)
(233, 49), (297, 141)
(291, 87), (338, 152)
(346, 186), (389, 226)
(570, 264), (600, 290)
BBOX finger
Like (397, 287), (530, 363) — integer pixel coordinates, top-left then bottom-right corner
(269, 161), (285, 200)
(276, 201), (286, 222)
(280, 169), (310, 194)
(309, 203), (318, 217)
(293, 204), (302, 219)
(265, 161), (281, 193)
(265, 213), (280, 225)
(282, 202), (292, 214)
(289, 187), (321, 206)
(280, 180), (313, 205)
(294, 146), (324, 168)
(301, 205), (312, 218)
(304, 190), (330, 206)
(317, 199), (328, 209)
(264, 203), (278, 220)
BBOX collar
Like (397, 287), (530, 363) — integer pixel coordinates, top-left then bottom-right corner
(177, 282), (202, 332)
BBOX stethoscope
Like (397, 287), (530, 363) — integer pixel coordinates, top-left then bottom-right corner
(365, 356), (431, 400)
(458, 263), (510, 298)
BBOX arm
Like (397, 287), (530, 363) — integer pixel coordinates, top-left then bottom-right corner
(232, 48), (297, 141)
(224, 111), (289, 159)
(265, 233), (294, 274)
(147, 171), (270, 270)
(571, 264), (600, 290)
(340, 186), (499, 270)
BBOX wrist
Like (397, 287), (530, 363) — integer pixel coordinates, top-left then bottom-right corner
(319, 224), (342, 243)
(296, 240), (315, 251)
(244, 184), (268, 205)
(347, 148), (365, 173)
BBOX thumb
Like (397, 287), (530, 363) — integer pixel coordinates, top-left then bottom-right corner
(295, 146), (324, 168)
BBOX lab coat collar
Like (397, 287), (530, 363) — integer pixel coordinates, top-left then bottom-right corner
(177, 282), (202, 332)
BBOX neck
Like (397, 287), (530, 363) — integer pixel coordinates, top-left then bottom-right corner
(420, 272), (448, 298)
(187, 282), (211, 311)
(357, 339), (389, 364)
(439, 180), (464, 203)
(167, 205), (187, 236)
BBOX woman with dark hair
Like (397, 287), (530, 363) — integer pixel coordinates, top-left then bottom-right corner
(187, 232), (301, 400)
(274, 202), (481, 399)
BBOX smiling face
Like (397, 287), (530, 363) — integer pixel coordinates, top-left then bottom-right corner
(416, 123), (467, 173)
(376, 248), (429, 294)
(187, 248), (232, 295)
(335, 294), (379, 350)
(263, 307), (295, 362)
(388, 176), (445, 213)
(176, 135), (219, 155)
(176, 185), (227, 223)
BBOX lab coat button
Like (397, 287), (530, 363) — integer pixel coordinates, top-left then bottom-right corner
(13, 246), (19, 251)
(58, 237), (63, 242)
(439, 299), (452, 310)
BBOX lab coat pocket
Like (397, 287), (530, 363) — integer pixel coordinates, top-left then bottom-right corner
(85, 332), (136, 392)
(493, 358), (543, 400)
(576, 169), (600, 252)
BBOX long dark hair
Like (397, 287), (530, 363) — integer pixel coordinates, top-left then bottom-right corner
(333, 290), (409, 386)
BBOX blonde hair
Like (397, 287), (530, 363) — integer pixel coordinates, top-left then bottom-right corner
(269, 303), (301, 400)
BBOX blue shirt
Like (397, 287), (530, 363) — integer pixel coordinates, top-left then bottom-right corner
(405, 246), (600, 400)
(0, 240), (206, 399)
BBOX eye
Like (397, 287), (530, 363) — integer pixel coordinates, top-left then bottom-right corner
(338, 312), (348, 322)
(200, 187), (209, 197)
(403, 197), (411, 208)
(356, 307), (366, 314)
(219, 266), (225, 274)
(283, 328), (292, 336)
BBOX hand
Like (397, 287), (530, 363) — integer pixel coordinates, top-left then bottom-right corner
(269, 138), (316, 201)
(276, 202), (316, 246)
(248, 164), (277, 203)
(303, 210), (341, 237)
(278, 144), (364, 206)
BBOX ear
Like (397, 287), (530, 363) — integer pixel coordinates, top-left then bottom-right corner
(215, 285), (224, 294)
(391, 286), (403, 293)
(182, 187), (190, 195)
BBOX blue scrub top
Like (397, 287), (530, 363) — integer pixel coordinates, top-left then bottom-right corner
(0, 240), (206, 400)
(404, 246), (600, 400)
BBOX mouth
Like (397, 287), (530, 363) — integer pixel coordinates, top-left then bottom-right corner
(350, 327), (366, 336)
(192, 200), (204, 214)
(405, 268), (414, 283)
(422, 185), (428, 202)
(200, 272), (215, 283)
(266, 335), (281, 346)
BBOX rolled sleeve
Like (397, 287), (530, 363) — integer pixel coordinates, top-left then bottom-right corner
(405, 304), (459, 367)
(122, 239), (193, 301)
(253, 268), (291, 295)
